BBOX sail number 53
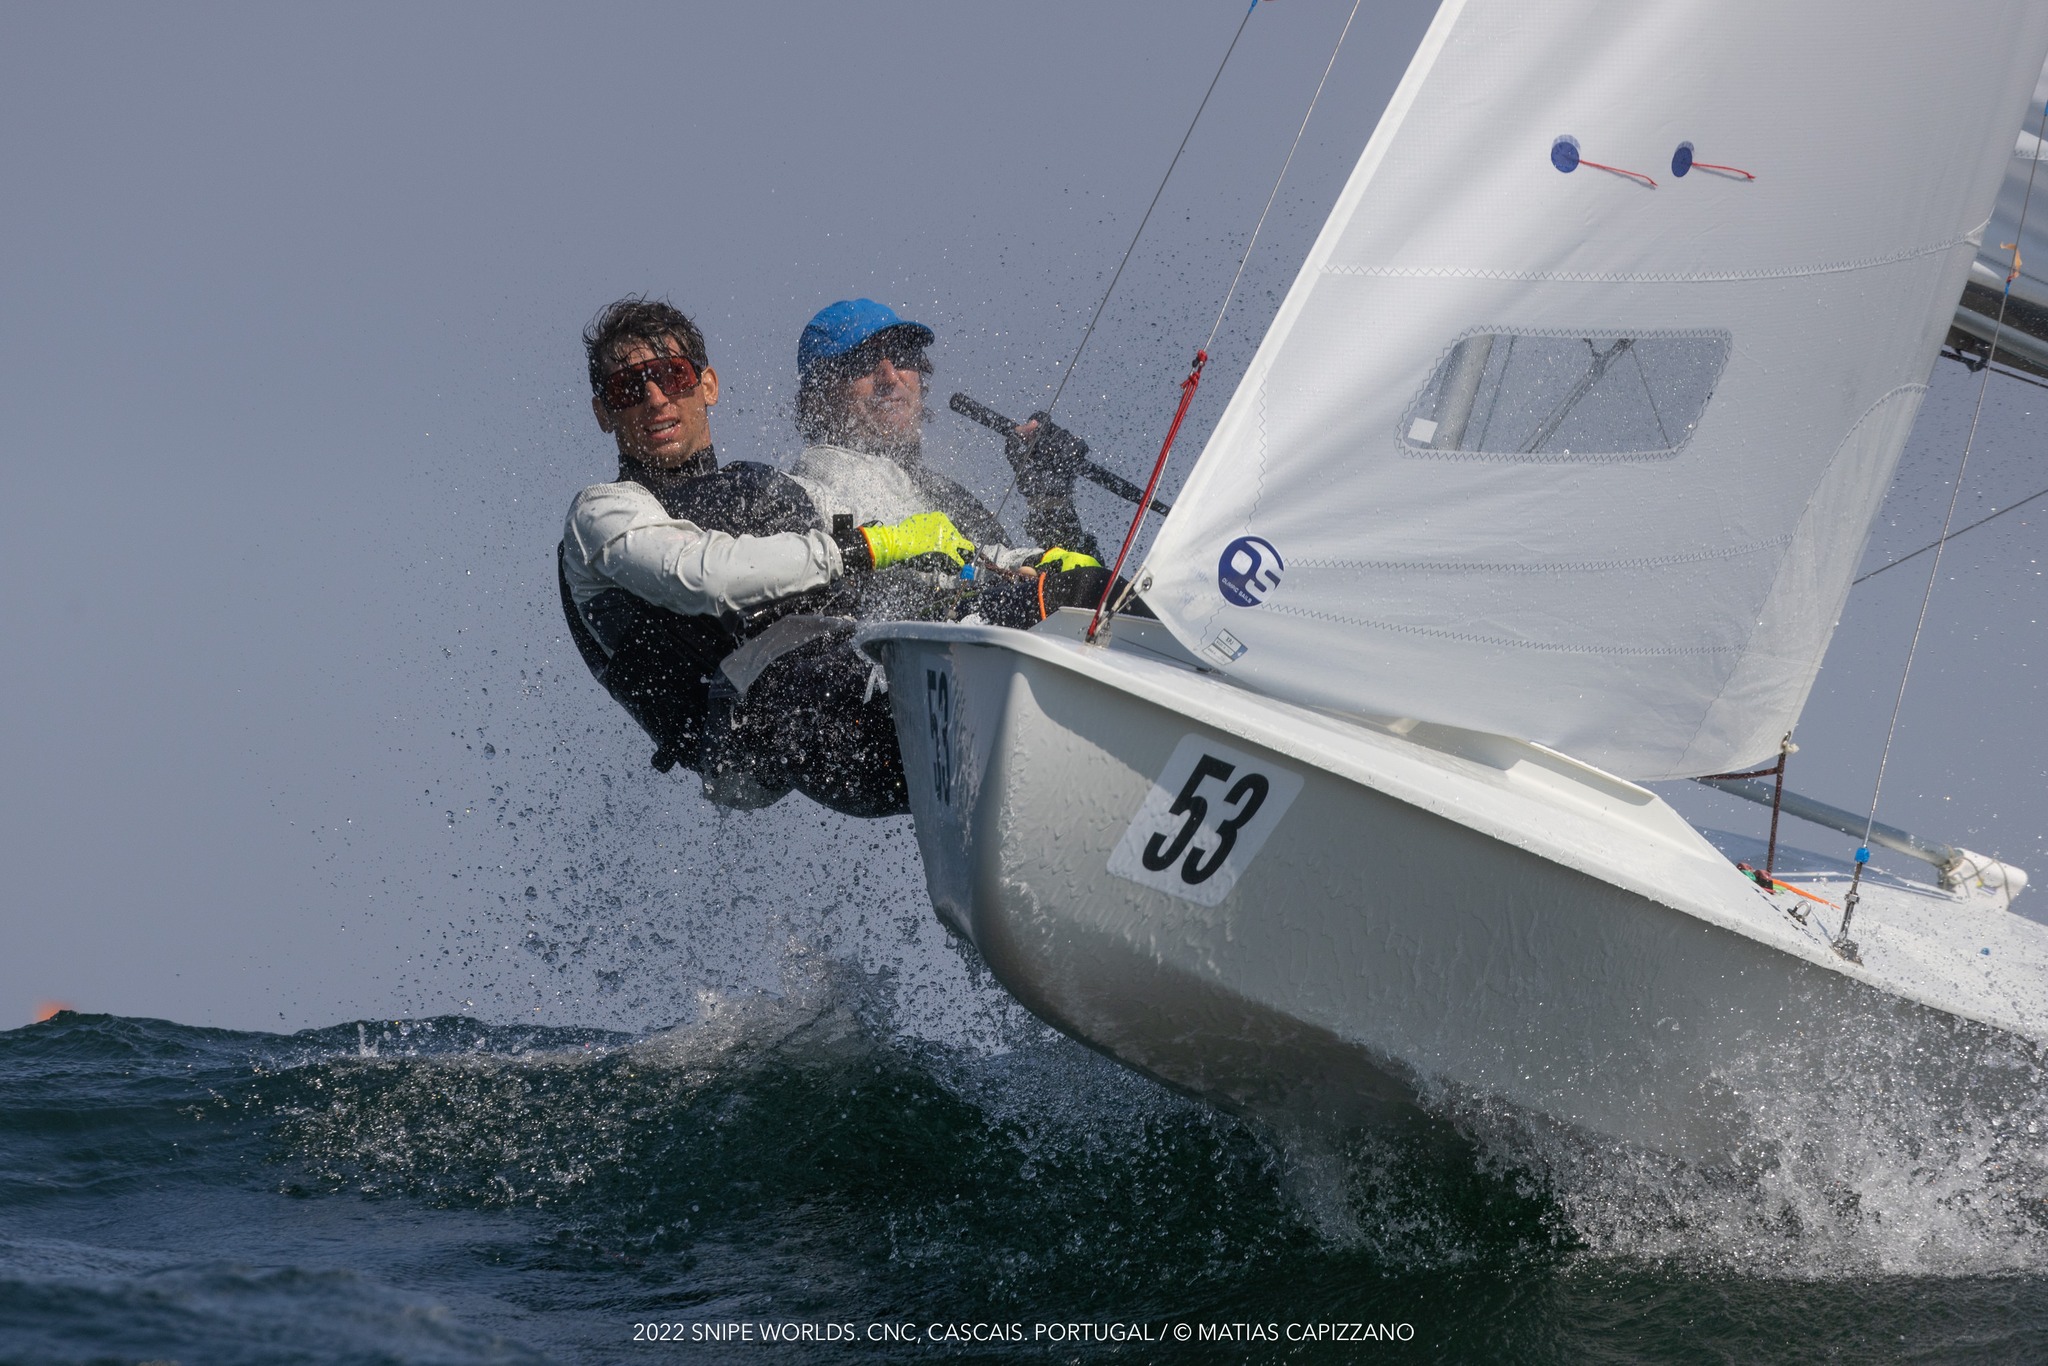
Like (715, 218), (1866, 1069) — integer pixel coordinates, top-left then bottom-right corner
(1108, 735), (1303, 907)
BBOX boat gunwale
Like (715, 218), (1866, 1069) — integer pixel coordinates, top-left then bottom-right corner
(859, 618), (2048, 1043)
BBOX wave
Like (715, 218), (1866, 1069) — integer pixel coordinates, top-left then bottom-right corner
(8, 938), (2048, 1366)
(248, 968), (1379, 1312)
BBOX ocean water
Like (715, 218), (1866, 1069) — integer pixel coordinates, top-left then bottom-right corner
(9, 919), (2048, 1366)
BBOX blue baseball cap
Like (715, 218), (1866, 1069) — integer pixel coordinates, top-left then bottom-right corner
(798, 299), (935, 377)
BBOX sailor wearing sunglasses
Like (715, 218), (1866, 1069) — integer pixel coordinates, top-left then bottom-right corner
(788, 299), (1113, 625)
(559, 297), (972, 817)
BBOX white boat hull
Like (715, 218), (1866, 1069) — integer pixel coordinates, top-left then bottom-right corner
(859, 616), (2048, 1167)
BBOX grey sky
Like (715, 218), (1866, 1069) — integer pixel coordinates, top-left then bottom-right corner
(3, 2), (2041, 1031)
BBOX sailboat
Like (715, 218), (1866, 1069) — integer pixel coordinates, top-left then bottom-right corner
(858, 0), (2048, 1166)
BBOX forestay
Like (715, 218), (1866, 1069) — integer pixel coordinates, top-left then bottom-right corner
(1138, 0), (2048, 780)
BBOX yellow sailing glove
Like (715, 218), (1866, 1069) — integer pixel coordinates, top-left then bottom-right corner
(859, 511), (976, 570)
(1037, 547), (1102, 573)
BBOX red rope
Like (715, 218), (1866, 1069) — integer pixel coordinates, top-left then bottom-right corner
(1086, 351), (1207, 643)
(1691, 161), (1755, 181)
(1579, 159), (1656, 188)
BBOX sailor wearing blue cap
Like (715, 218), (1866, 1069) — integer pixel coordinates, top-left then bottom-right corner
(796, 298), (937, 388)
(789, 301), (1108, 621)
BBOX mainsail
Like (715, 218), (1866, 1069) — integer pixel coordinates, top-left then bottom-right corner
(1138, 0), (2048, 780)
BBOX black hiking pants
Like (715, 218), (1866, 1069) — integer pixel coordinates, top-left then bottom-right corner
(702, 635), (910, 819)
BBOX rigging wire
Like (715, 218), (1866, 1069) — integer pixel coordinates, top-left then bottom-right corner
(988, 0), (1261, 529)
(1855, 347), (2048, 583)
(1943, 341), (2048, 394)
(1203, 0), (1364, 355)
(1970, 358), (2048, 392)
(1090, 0), (1364, 637)
(1838, 96), (2048, 954)
(1038, 1), (1260, 428)
(1854, 479), (2048, 584)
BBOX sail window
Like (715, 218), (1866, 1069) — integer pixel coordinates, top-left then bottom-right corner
(1401, 329), (1730, 460)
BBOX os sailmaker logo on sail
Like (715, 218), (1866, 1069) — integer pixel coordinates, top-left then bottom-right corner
(1217, 535), (1284, 606)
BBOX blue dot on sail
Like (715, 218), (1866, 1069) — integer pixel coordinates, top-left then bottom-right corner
(1672, 142), (1694, 178)
(1551, 136), (1580, 173)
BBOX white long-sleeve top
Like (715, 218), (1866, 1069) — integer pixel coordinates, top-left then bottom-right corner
(789, 443), (935, 528)
(790, 444), (1041, 571)
(561, 478), (843, 617)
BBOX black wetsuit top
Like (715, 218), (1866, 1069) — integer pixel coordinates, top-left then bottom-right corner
(557, 450), (833, 773)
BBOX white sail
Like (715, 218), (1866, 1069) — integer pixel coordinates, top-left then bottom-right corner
(1138, 0), (2048, 780)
